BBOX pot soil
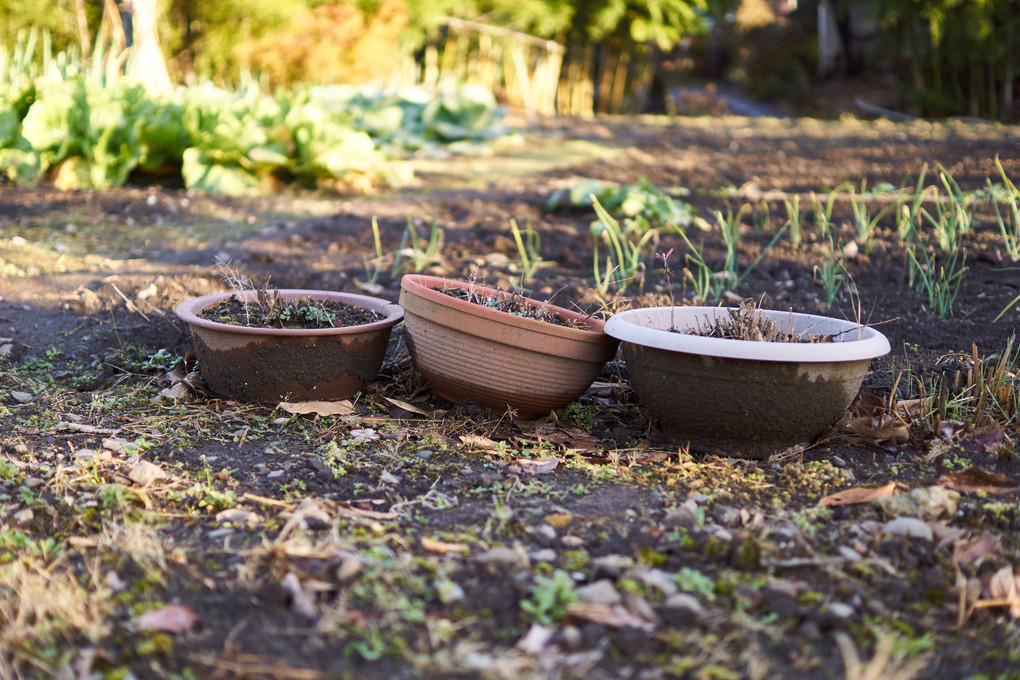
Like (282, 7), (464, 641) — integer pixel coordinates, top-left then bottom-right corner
(176, 289), (403, 404)
(399, 274), (618, 419)
(605, 306), (890, 458)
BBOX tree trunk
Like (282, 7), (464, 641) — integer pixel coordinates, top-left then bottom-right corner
(127, 0), (173, 93)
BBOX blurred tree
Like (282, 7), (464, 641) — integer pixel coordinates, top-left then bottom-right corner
(0, 0), (94, 53)
(874, 0), (1019, 119)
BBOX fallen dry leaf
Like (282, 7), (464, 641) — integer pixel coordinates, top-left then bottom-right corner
(566, 601), (656, 631)
(508, 457), (561, 475)
(384, 397), (432, 416)
(953, 534), (1000, 567)
(421, 536), (469, 555)
(544, 512), (574, 529)
(532, 423), (601, 452)
(278, 400), (356, 417)
(135, 604), (198, 633)
(281, 572), (319, 620)
(459, 434), (499, 453)
(840, 416), (911, 447)
(981, 566), (1020, 619)
(959, 427), (1008, 455)
(819, 481), (902, 507)
(937, 466), (1018, 495)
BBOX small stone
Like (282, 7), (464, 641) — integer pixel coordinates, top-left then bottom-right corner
(576, 580), (622, 605)
(23, 477), (43, 489)
(561, 535), (586, 548)
(664, 503), (698, 529)
(636, 568), (678, 597)
(544, 512), (573, 529)
(528, 549), (557, 564)
(560, 625), (583, 651)
(592, 554), (635, 579)
(335, 555), (363, 583)
(661, 593), (706, 625)
(874, 486), (959, 521)
(476, 547), (525, 569)
(534, 524), (559, 544)
(267, 470), (285, 479)
(832, 456), (848, 468)
(379, 470), (400, 485)
(73, 448), (100, 461)
(712, 505), (740, 526)
(883, 517), (934, 541)
(415, 450), (434, 461)
(128, 460), (167, 486)
(839, 546), (862, 561)
(435, 579), (466, 604)
(13, 443), (28, 455)
(10, 391), (33, 403)
(828, 602), (855, 620)
(102, 438), (130, 453)
(0, 343), (13, 358)
(216, 508), (263, 528)
(14, 508), (33, 524)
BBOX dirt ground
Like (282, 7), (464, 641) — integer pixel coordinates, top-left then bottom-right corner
(2, 114), (1020, 679)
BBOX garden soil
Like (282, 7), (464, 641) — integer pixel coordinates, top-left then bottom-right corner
(2, 114), (1020, 679)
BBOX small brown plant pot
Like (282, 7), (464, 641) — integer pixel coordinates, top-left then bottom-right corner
(176, 290), (403, 404)
(605, 306), (891, 458)
(399, 274), (619, 419)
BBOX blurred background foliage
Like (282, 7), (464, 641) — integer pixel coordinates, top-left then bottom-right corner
(1, 0), (1017, 120)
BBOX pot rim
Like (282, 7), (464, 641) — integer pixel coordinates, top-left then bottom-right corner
(175, 289), (403, 336)
(605, 306), (890, 363)
(400, 274), (607, 340)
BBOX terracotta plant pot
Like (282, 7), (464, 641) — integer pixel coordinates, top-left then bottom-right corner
(399, 274), (619, 418)
(176, 289), (403, 404)
(605, 306), (891, 458)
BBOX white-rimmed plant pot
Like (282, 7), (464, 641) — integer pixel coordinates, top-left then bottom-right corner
(605, 306), (891, 458)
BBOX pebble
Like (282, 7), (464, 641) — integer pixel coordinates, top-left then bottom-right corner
(712, 505), (740, 526)
(883, 516), (934, 541)
(637, 568), (678, 597)
(435, 579), (465, 604)
(335, 555), (363, 582)
(476, 547), (525, 568)
(73, 448), (100, 461)
(102, 438), (129, 453)
(828, 602), (855, 620)
(660, 593), (707, 626)
(544, 512), (573, 529)
(576, 579), (622, 605)
(14, 508), (33, 524)
(874, 486), (960, 521)
(838, 546), (862, 562)
(528, 549), (557, 564)
(415, 450), (434, 461)
(267, 470), (285, 479)
(129, 460), (167, 486)
(534, 524), (559, 544)
(10, 391), (33, 403)
(664, 501), (699, 529)
(592, 554), (634, 579)
(559, 625), (583, 650)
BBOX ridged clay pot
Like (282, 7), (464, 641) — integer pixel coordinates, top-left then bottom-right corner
(605, 306), (890, 458)
(399, 274), (619, 419)
(176, 289), (403, 404)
